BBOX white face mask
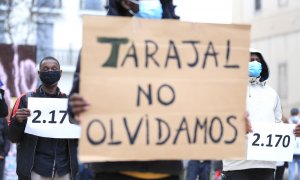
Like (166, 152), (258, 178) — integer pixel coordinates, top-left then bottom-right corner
(135, 0), (163, 19)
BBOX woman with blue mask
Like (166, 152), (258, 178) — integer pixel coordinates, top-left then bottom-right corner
(107, 0), (179, 19)
(135, 0), (163, 19)
(223, 49), (283, 180)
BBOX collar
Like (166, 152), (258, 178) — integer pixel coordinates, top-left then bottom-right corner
(249, 77), (266, 86)
(38, 85), (61, 97)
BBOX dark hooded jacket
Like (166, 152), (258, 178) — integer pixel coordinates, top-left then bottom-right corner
(0, 89), (8, 118)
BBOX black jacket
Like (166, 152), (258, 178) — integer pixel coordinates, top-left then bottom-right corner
(0, 89), (8, 118)
(9, 87), (78, 179)
(0, 117), (10, 157)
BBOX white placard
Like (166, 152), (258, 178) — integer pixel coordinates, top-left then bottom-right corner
(25, 97), (81, 138)
(247, 122), (296, 162)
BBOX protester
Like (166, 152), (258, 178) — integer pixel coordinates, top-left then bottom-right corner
(186, 160), (211, 180)
(68, 0), (183, 179)
(275, 113), (289, 180)
(0, 81), (8, 118)
(8, 56), (78, 180)
(288, 108), (300, 180)
(222, 49), (282, 180)
(0, 83), (10, 179)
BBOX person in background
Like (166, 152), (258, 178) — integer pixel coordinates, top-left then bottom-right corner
(0, 81), (10, 179)
(275, 113), (289, 180)
(8, 57), (78, 180)
(222, 49), (282, 180)
(0, 81), (8, 118)
(69, 0), (183, 179)
(288, 108), (300, 180)
(186, 160), (211, 180)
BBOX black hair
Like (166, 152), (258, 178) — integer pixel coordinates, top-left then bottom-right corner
(250, 52), (269, 82)
(39, 56), (60, 69)
(291, 108), (299, 116)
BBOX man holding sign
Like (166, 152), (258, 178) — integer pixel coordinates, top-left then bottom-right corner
(8, 57), (78, 180)
(68, 1), (183, 180)
(222, 49), (283, 180)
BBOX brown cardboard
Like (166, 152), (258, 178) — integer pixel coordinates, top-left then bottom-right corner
(79, 16), (250, 162)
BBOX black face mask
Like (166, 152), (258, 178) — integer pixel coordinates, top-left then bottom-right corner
(39, 71), (61, 86)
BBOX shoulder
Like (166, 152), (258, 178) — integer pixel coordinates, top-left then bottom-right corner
(264, 84), (279, 96)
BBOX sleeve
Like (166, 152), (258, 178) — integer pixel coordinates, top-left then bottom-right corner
(69, 54), (80, 96)
(8, 94), (27, 143)
(0, 89), (8, 118)
(68, 53), (81, 119)
(2, 118), (10, 157)
(274, 94), (282, 123)
(107, 0), (123, 16)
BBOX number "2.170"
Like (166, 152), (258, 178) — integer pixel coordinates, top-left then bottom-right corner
(252, 133), (290, 148)
(32, 110), (67, 124)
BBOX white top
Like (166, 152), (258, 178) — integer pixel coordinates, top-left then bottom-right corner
(223, 82), (282, 171)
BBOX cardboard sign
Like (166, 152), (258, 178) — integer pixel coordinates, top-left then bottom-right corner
(247, 122), (296, 161)
(25, 97), (81, 138)
(79, 16), (250, 162)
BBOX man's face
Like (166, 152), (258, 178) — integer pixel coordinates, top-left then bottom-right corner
(38, 59), (62, 86)
(39, 59), (60, 72)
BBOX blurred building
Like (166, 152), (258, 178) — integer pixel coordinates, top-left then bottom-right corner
(0, 0), (107, 94)
(232, 0), (300, 114)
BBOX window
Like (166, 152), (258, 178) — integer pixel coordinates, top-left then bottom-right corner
(36, 23), (53, 63)
(0, 21), (4, 43)
(278, 0), (288, 7)
(255, 0), (261, 12)
(278, 63), (287, 99)
(80, 0), (102, 11)
(34, 0), (62, 8)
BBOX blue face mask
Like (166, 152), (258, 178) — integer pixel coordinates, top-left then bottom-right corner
(290, 116), (300, 124)
(248, 61), (262, 77)
(135, 0), (162, 19)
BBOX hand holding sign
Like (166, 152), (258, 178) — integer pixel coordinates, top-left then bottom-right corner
(15, 108), (31, 123)
(294, 124), (300, 137)
(68, 93), (90, 122)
